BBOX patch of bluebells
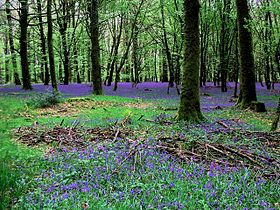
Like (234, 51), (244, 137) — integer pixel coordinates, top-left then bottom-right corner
(15, 139), (278, 209)
(1, 82), (279, 107)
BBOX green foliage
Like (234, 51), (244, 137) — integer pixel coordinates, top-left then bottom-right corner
(26, 92), (62, 108)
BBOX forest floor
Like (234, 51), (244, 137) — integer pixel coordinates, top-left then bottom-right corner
(0, 82), (279, 209)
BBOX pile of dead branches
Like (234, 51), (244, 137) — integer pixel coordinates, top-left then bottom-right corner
(14, 118), (133, 150)
(14, 119), (279, 179)
(155, 139), (279, 179)
(14, 125), (85, 149)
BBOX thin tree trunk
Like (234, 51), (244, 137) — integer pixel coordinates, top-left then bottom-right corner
(234, 25), (239, 98)
(161, 49), (168, 82)
(37, 0), (49, 85)
(4, 36), (10, 83)
(61, 31), (69, 85)
(271, 98), (280, 131)
(113, 0), (144, 91)
(6, 0), (21, 85)
(154, 49), (158, 82)
(132, 24), (139, 83)
(160, 0), (174, 87)
(220, 0), (231, 92)
(47, 0), (58, 92)
(108, 16), (123, 86)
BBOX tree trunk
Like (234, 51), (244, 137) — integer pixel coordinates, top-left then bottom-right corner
(47, 0), (58, 92)
(113, 0), (144, 91)
(89, 0), (103, 95)
(6, 0), (21, 85)
(271, 98), (280, 131)
(4, 36), (10, 83)
(220, 0), (231, 92)
(107, 16), (123, 86)
(37, 0), (49, 85)
(234, 25), (239, 98)
(61, 30), (69, 85)
(19, 0), (32, 90)
(236, 0), (258, 108)
(161, 49), (168, 82)
(177, 0), (203, 122)
(132, 24), (139, 83)
(154, 49), (158, 82)
(160, 0), (174, 87)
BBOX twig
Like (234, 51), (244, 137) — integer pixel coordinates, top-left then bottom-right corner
(217, 121), (230, 129)
(137, 115), (144, 121)
(60, 119), (64, 126)
(222, 145), (264, 167)
(112, 128), (120, 142)
(163, 107), (178, 111)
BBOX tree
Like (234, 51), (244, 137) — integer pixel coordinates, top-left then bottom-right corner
(37, 0), (49, 85)
(47, 0), (58, 92)
(6, 0), (21, 85)
(19, 0), (32, 90)
(177, 0), (203, 122)
(54, 0), (71, 85)
(160, 0), (174, 87)
(271, 97), (280, 131)
(235, 0), (257, 108)
(219, 0), (232, 92)
(89, 0), (103, 95)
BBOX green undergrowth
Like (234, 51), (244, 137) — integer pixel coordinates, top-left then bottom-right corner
(0, 94), (279, 209)
(0, 97), (41, 210)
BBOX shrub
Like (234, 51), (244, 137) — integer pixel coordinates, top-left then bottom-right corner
(27, 92), (62, 108)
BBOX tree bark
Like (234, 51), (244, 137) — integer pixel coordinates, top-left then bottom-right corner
(220, 0), (231, 92)
(6, 0), (21, 85)
(271, 98), (280, 131)
(37, 0), (49, 85)
(19, 0), (32, 90)
(160, 0), (174, 87)
(177, 0), (203, 122)
(107, 16), (123, 86)
(132, 24), (139, 83)
(47, 0), (58, 92)
(161, 49), (168, 82)
(4, 36), (10, 83)
(236, 0), (258, 108)
(89, 0), (103, 95)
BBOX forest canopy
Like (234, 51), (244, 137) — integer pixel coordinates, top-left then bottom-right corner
(0, 0), (279, 90)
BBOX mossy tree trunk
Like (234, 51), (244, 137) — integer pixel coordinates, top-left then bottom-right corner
(89, 0), (103, 95)
(47, 0), (58, 92)
(177, 0), (203, 122)
(236, 0), (257, 108)
(19, 0), (32, 90)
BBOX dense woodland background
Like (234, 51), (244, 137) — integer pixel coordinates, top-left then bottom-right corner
(0, 0), (279, 91)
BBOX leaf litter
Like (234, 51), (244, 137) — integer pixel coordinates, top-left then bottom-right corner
(13, 116), (279, 179)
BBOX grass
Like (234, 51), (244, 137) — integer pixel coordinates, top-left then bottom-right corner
(0, 97), (41, 210)
(0, 93), (279, 210)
